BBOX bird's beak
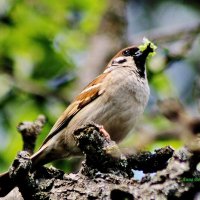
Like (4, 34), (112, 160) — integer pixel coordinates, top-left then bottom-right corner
(135, 43), (153, 60)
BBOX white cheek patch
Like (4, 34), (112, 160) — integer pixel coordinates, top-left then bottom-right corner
(112, 56), (127, 64)
(103, 56), (128, 73)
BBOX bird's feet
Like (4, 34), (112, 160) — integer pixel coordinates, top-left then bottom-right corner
(97, 125), (111, 140)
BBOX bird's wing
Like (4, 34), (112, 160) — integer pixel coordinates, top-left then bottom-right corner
(40, 72), (109, 147)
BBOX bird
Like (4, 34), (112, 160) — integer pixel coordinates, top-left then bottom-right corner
(0, 42), (154, 197)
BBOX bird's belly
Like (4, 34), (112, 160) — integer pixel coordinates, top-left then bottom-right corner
(96, 99), (144, 142)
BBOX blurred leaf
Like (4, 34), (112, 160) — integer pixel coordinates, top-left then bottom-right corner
(151, 72), (175, 98)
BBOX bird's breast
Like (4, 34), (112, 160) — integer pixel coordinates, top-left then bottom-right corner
(95, 70), (149, 142)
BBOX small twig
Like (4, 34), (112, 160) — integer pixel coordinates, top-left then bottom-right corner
(17, 115), (46, 154)
(0, 115), (46, 197)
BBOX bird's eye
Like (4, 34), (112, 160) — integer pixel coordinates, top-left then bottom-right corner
(122, 49), (131, 56)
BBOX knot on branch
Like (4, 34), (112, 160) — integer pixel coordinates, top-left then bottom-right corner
(9, 151), (32, 180)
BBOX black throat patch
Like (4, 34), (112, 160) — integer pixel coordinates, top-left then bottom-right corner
(133, 56), (146, 78)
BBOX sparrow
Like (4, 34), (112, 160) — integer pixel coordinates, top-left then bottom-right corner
(0, 43), (153, 196)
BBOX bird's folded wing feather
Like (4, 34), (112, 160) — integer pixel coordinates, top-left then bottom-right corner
(40, 72), (109, 147)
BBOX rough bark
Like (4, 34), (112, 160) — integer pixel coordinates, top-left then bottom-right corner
(1, 124), (200, 200)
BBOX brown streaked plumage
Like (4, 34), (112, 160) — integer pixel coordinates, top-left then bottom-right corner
(40, 72), (108, 147)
